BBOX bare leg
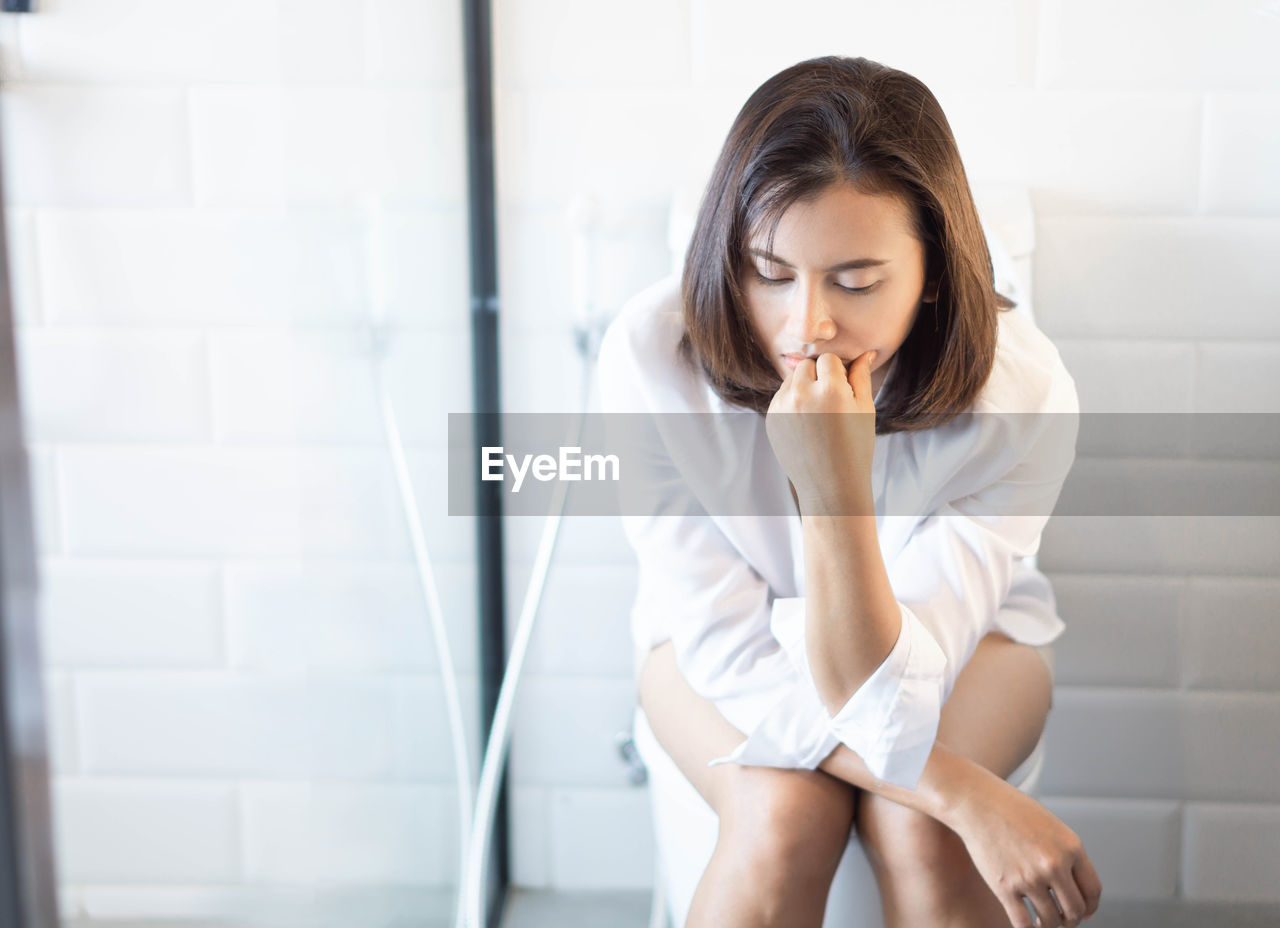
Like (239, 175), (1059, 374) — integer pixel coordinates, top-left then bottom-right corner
(638, 640), (857, 928)
(854, 632), (1057, 928)
(638, 632), (1055, 927)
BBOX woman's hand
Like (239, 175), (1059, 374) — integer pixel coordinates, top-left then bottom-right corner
(765, 349), (877, 516)
(943, 771), (1103, 927)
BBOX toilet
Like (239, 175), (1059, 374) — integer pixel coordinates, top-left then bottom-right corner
(634, 185), (1045, 928)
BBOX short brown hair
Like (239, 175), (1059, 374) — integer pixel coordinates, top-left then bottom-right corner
(677, 55), (1015, 433)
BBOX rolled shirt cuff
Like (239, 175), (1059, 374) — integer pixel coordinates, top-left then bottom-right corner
(707, 597), (948, 790)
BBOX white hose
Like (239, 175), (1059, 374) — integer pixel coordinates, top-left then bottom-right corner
(459, 349), (597, 928)
(457, 193), (606, 928)
(359, 197), (477, 927)
(363, 192), (619, 928)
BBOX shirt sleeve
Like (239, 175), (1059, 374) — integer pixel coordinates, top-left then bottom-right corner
(708, 403), (1080, 790)
(597, 310), (796, 708)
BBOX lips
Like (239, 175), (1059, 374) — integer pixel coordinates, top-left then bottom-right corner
(778, 350), (849, 360)
(783, 352), (851, 369)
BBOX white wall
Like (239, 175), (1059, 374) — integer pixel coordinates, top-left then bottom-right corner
(2, 0), (1279, 922)
(492, 0), (1280, 909)
(2, 1), (476, 924)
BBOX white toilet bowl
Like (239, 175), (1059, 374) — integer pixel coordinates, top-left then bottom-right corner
(633, 696), (1049, 928)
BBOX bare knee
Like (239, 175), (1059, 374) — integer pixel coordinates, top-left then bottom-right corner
(856, 790), (974, 892)
(718, 767), (857, 890)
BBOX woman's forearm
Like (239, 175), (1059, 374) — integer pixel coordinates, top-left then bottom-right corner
(801, 502), (904, 713)
(816, 735), (998, 830)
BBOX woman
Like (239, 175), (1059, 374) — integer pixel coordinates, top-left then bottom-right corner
(597, 56), (1101, 928)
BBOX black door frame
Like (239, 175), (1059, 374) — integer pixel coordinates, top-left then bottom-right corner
(462, 1), (510, 926)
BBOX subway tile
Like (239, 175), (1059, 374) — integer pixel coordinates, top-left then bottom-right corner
(1039, 687), (1182, 798)
(367, 0), (464, 85)
(1182, 802), (1280, 903)
(1039, 516), (1198, 575)
(1047, 574), (1184, 687)
(1202, 94), (1280, 215)
(511, 785), (553, 888)
(504, 504), (640, 567)
(1034, 218), (1280, 340)
(510, 676), (640, 787)
(4, 208), (41, 324)
(59, 445), (463, 561)
(242, 780), (445, 884)
(1053, 340), (1196, 414)
(392, 673), (482, 782)
(16, 1), (362, 84)
(38, 208), (369, 326)
(15, 0), (279, 83)
(690, 0), (1036, 92)
(1183, 692), (1280, 802)
(495, 0), (690, 89)
(214, 327), (469, 446)
(16, 328), (209, 442)
(1059, 458), (1280, 518)
(225, 561), (433, 672)
(499, 206), (671, 337)
(77, 885), (318, 923)
(1187, 517), (1280, 576)
(58, 447), (304, 557)
(548, 787), (654, 890)
(1183, 577), (1280, 690)
(78, 672), (396, 778)
(518, 564), (638, 677)
(41, 558), (222, 668)
(1039, 796), (1181, 900)
(0, 86), (189, 207)
(1038, 0), (1280, 91)
(499, 327), (599, 413)
(1026, 93), (1201, 216)
(272, 0), (366, 84)
(239, 781), (313, 884)
(1194, 341), (1280, 413)
(209, 327), (383, 445)
(952, 89), (1204, 219)
(0, 14), (22, 82)
(201, 86), (464, 206)
(54, 778), (238, 883)
(498, 90), (691, 209)
(44, 672), (78, 775)
(28, 446), (62, 555)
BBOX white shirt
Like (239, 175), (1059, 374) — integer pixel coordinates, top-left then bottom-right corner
(596, 273), (1080, 790)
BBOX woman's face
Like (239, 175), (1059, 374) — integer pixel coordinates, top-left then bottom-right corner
(741, 182), (936, 390)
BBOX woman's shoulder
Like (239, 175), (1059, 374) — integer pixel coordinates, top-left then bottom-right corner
(972, 308), (1079, 417)
(599, 273), (685, 364)
(596, 274), (715, 413)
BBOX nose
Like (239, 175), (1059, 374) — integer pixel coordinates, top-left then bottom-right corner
(784, 282), (836, 345)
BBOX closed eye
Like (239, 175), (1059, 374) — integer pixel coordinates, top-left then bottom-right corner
(754, 270), (875, 294)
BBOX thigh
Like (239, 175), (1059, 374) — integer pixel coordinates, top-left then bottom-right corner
(855, 631), (1053, 857)
(933, 630), (1054, 780)
(637, 640), (859, 833)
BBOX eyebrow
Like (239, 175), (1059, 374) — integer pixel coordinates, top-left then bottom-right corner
(747, 248), (890, 272)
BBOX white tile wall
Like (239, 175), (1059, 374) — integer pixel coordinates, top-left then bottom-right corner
(3, 0), (1278, 916)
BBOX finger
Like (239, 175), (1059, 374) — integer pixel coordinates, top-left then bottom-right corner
(1052, 874), (1088, 925)
(1024, 887), (1062, 928)
(815, 352), (845, 382)
(847, 349), (876, 400)
(1072, 855), (1104, 917)
(999, 893), (1035, 928)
